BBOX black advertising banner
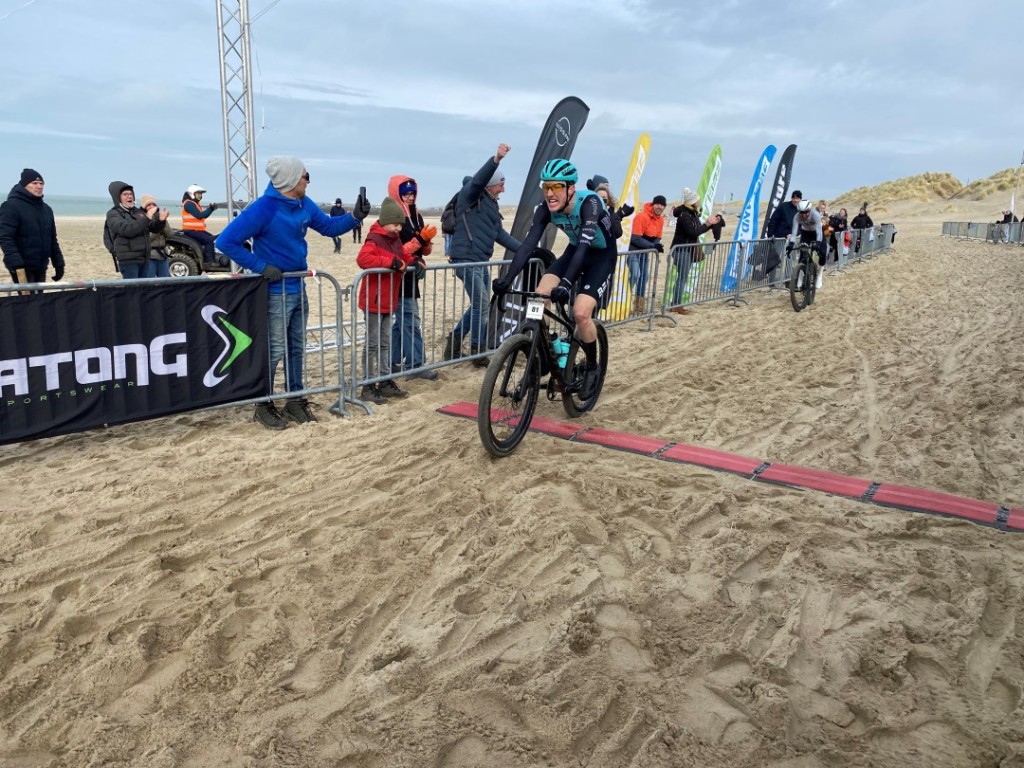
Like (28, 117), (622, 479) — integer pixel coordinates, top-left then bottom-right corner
(505, 95), (591, 248)
(761, 143), (797, 238)
(0, 279), (268, 444)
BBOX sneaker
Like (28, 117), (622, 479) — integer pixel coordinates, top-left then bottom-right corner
(282, 398), (317, 424)
(406, 368), (439, 381)
(814, 272), (823, 290)
(470, 345), (490, 368)
(581, 364), (602, 400)
(253, 401), (288, 430)
(359, 384), (387, 406)
(379, 379), (409, 398)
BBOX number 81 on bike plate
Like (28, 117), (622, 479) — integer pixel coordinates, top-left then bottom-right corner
(525, 298), (545, 320)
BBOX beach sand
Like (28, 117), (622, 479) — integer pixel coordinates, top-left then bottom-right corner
(1, 195), (1023, 767)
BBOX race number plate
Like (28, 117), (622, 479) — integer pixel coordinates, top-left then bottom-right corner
(525, 298), (545, 320)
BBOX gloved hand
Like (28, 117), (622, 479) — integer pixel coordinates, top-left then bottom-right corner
(208, 202), (218, 211)
(390, 258), (406, 272)
(353, 193), (371, 221)
(618, 204), (634, 218)
(549, 277), (573, 304)
(414, 259), (427, 280)
(52, 264), (64, 282)
(492, 276), (510, 298)
(261, 264), (284, 281)
(653, 242), (664, 253)
(418, 224), (437, 242)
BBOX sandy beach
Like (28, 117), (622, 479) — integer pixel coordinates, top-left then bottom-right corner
(1, 190), (1023, 767)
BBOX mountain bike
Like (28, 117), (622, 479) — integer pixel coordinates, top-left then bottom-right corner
(478, 290), (608, 458)
(788, 241), (819, 312)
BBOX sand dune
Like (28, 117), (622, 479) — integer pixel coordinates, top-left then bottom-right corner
(1, 191), (1023, 767)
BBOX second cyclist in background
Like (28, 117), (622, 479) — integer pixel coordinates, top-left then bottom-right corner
(493, 159), (616, 399)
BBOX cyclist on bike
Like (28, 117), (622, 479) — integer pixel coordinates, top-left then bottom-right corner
(789, 199), (825, 289)
(492, 158), (615, 399)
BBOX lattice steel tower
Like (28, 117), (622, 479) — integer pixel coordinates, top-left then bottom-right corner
(215, 0), (258, 215)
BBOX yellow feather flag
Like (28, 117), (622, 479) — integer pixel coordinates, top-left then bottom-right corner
(600, 132), (650, 322)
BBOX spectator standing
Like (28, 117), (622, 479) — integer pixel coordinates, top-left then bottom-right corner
(444, 143), (522, 365)
(763, 189), (802, 282)
(356, 197), (415, 405)
(668, 188), (723, 314)
(829, 207), (848, 261)
(105, 181), (166, 280)
(329, 197), (347, 252)
(181, 184), (225, 267)
(0, 168), (65, 286)
(586, 174), (632, 241)
(140, 195), (173, 278)
(628, 194), (666, 313)
(388, 175), (439, 380)
(216, 156), (367, 429)
(850, 205), (873, 229)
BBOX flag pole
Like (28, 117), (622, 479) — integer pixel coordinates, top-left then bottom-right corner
(1012, 150), (1023, 219)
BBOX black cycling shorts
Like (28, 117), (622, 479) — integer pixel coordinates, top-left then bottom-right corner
(546, 242), (617, 304)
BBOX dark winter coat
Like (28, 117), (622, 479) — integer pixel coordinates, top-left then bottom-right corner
(447, 156), (521, 263)
(851, 212), (874, 229)
(766, 200), (798, 239)
(670, 204), (712, 248)
(105, 181), (164, 266)
(0, 184), (65, 272)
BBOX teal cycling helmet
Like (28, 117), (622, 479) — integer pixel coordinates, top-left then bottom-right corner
(540, 158), (578, 185)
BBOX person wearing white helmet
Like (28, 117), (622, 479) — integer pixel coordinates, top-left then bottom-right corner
(790, 198), (825, 289)
(181, 183), (225, 266)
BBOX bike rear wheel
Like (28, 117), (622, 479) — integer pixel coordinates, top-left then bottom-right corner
(563, 322), (609, 417)
(789, 260), (812, 312)
(478, 333), (541, 457)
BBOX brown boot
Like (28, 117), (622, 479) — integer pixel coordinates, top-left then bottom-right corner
(635, 296), (646, 314)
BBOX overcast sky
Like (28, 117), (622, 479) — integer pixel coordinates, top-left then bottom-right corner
(1, 0), (1021, 208)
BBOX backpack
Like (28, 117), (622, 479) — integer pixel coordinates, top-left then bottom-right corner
(440, 191), (481, 239)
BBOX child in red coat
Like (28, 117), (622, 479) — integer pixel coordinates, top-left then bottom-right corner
(356, 197), (416, 405)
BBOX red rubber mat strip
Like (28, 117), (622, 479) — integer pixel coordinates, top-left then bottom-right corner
(573, 428), (670, 456)
(871, 484), (999, 526)
(756, 464), (874, 499)
(660, 443), (765, 476)
(437, 402), (1021, 532)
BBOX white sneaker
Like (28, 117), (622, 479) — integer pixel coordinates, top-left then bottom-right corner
(815, 272), (823, 290)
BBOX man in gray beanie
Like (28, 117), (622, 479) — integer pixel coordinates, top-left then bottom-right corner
(216, 156), (372, 429)
(444, 142), (522, 366)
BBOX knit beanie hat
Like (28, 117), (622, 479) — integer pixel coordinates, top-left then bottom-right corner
(398, 179), (417, 197)
(586, 174), (610, 192)
(139, 194), (158, 209)
(20, 168), (43, 186)
(378, 196), (405, 226)
(266, 156), (305, 192)
(682, 188), (699, 206)
(487, 168), (505, 187)
(652, 194), (667, 206)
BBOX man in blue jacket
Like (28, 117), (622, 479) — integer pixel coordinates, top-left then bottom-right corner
(444, 143), (522, 366)
(217, 156), (369, 429)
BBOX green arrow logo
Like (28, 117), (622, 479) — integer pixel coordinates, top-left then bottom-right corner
(202, 305), (254, 387)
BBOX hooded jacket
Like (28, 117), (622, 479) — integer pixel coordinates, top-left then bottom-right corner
(388, 174), (431, 300)
(766, 200), (799, 239)
(105, 181), (164, 266)
(447, 156), (521, 262)
(0, 184), (64, 272)
(216, 181), (357, 294)
(356, 221), (415, 314)
(670, 203), (712, 248)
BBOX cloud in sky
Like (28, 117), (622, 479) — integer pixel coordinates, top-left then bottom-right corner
(0, 0), (1020, 207)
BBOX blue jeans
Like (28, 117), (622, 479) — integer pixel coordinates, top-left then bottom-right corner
(391, 296), (425, 369)
(626, 252), (649, 296)
(183, 230), (217, 263)
(267, 289), (309, 394)
(144, 259), (170, 278)
(119, 263), (145, 280)
(451, 260), (489, 348)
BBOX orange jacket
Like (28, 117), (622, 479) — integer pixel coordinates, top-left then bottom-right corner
(631, 202), (665, 240)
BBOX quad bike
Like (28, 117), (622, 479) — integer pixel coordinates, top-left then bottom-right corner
(165, 231), (233, 277)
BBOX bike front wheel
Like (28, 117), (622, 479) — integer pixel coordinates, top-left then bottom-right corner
(563, 322), (609, 418)
(789, 260), (812, 312)
(478, 332), (541, 457)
